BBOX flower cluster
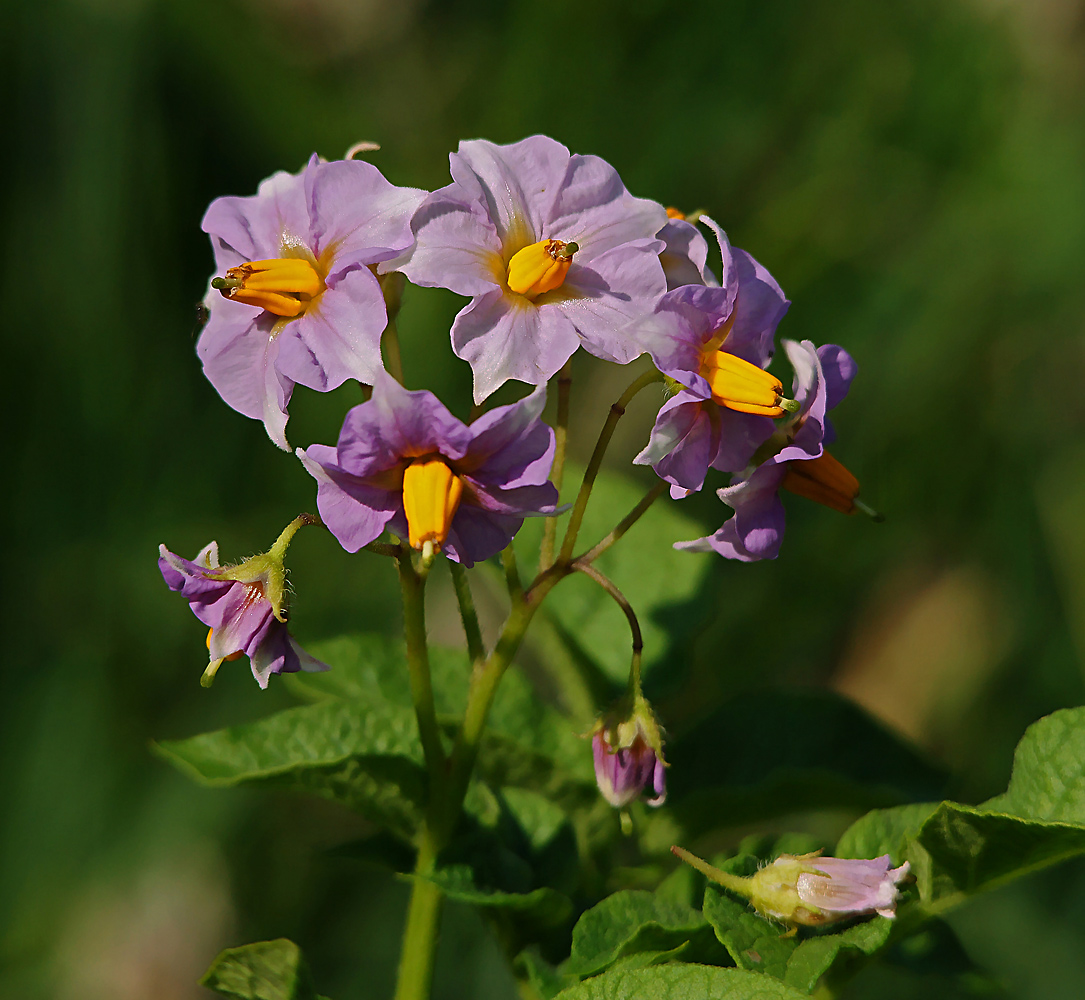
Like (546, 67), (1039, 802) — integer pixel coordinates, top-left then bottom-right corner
(168, 135), (879, 833)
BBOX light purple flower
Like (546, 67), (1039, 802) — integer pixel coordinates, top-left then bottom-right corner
(199, 155), (426, 449)
(393, 136), (668, 403)
(592, 727), (666, 809)
(159, 535), (328, 689)
(633, 217), (790, 496)
(297, 375), (559, 566)
(795, 856), (911, 920)
(676, 339), (858, 561)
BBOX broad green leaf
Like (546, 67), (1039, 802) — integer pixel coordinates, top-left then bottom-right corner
(553, 964), (811, 999)
(200, 938), (323, 1000)
(643, 690), (945, 850)
(983, 706), (1085, 822)
(565, 889), (720, 977)
(700, 857), (891, 994)
(515, 466), (715, 684)
(153, 700), (426, 837)
(422, 862), (573, 926)
(518, 948), (576, 1000)
(835, 802), (939, 860)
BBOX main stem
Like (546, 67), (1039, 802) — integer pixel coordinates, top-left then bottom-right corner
(394, 830), (444, 1000)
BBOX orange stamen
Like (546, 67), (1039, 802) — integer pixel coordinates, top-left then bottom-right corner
(212, 257), (323, 317)
(506, 239), (578, 297)
(780, 452), (860, 514)
(701, 350), (787, 416)
(402, 457), (465, 550)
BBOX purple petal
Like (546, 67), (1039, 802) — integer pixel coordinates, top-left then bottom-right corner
(645, 754), (667, 807)
(307, 158), (426, 265)
(634, 394), (719, 494)
(201, 161), (314, 262)
(297, 445), (398, 553)
(816, 344), (858, 412)
(712, 409), (776, 474)
(463, 386), (555, 488)
(546, 154), (668, 259)
(444, 505), (523, 567)
(558, 240), (666, 365)
(452, 289), (581, 404)
(275, 267), (387, 391)
(658, 218), (713, 290)
(452, 136), (570, 245)
(397, 187), (505, 297)
(370, 374), (473, 461)
(197, 310), (293, 450)
(635, 283), (736, 387)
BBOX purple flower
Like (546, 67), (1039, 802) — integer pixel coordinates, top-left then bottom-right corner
(676, 338), (859, 561)
(394, 136), (668, 403)
(199, 155), (426, 449)
(592, 725), (667, 809)
(159, 520), (328, 688)
(794, 856), (911, 920)
(658, 214), (715, 290)
(297, 375), (559, 566)
(633, 217), (791, 496)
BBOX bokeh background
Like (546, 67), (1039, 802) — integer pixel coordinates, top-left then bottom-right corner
(4, 0), (1085, 996)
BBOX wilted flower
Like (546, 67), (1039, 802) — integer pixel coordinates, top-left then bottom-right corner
(297, 375), (559, 566)
(592, 694), (667, 809)
(199, 155), (425, 448)
(633, 217), (791, 495)
(158, 516), (327, 688)
(675, 338), (864, 560)
(672, 847), (910, 927)
(394, 136), (668, 403)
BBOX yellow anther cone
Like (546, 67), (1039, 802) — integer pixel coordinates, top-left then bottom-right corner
(701, 350), (786, 416)
(213, 257), (324, 317)
(506, 239), (578, 297)
(781, 452), (860, 514)
(402, 458), (465, 550)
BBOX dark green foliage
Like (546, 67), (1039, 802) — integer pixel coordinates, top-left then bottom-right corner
(201, 939), (327, 1000)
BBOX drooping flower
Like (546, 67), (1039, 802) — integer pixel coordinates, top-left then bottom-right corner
(297, 374), (559, 566)
(633, 217), (792, 496)
(591, 689), (667, 809)
(393, 136), (668, 403)
(158, 516), (328, 688)
(199, 155), (426, 449)
(672, 847), (910, 927)
(675, 339), (862, 561)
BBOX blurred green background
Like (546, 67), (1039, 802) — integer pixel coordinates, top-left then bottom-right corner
(4, 0), (1085, 996)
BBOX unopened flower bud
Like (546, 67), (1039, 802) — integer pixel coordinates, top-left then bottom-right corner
(592, 695), (667, 809)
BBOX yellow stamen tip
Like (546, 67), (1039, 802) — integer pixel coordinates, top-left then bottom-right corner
(506, 239), (578, 298)
(214, 257), (324, 317)
(402, 457), (464, 552)
(665, 207), (686, 219)
(781, 451), (861, 514)
(701, 349), (785, 416)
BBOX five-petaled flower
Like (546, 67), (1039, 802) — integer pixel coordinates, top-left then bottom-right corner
(158, 516), (327, 688)
(633, 216), (792, 497)
(676, 338), (861, 561)
(394, 135), (668, 403)
(297, 374), (560, 566)
(200, 155), (425, 449)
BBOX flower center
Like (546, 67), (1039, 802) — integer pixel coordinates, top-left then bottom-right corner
(212, 257), (324, 317)
(700, 349), (788, 416)
(402, 457), (464, 551)
(780, 451), (860, 513)
(506, 239), (578, 298)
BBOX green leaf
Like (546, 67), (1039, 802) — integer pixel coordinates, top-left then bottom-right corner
(422, 862), (573, 926)
(515, 466), (715, 684)
(553, 964), (811, 999)
(153, 699), (426, 837)
(565, 889), (719, 977)
(700, 856), (892, 994)
(835, 802), (939, 860)
(200, 938), (323, 1000)
(643, 690), (945, 850)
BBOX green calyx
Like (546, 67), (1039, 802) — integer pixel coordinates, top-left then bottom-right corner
(204, 514), (319, 622)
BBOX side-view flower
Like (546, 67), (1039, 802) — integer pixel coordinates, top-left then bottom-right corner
(158, 516), (327, 688)
(200, 154), (425, 448)
(395, 135), (668, 402)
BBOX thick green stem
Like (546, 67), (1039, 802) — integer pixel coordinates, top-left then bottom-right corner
(393, 832), (444, 1000)
(558, 370), (664, 565)
(540, 360), (573, 571)
(577, 480), (667, 565)
(502, 543), (523, 603)
(383, 318), (405, 384)
(396, 555), (446, 786)
(449, 561), (484, 666)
